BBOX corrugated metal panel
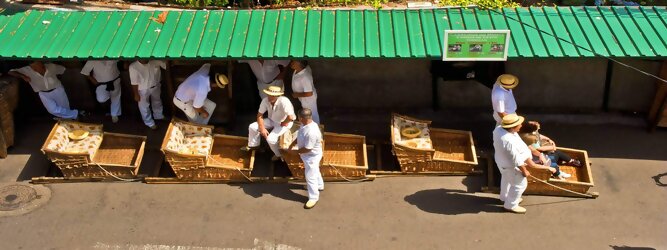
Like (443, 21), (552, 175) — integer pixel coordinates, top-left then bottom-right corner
(1, 7), (667, 59)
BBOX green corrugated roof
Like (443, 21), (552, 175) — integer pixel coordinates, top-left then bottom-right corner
(1, 7), (666, 59)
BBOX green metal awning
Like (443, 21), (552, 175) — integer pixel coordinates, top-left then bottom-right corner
(0, 7), (666, 59)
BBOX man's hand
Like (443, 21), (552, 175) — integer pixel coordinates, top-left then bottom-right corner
(200, 110), (210, 119)
(548, 167), (557, 174)
(22, 75), (31, 83)
(521, 169), (531, 178)
(260, 128), (269, 138)
(134, 94), (141, 102)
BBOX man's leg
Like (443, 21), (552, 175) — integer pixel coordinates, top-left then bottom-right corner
(266, 121), (292, 157)
(248, 119), (274, 148)
(498, 167), (510, 202)
(150, 84), (164, 120)
(109, 79), (122, 117)
(301, 97), (320, 124)
(303, 155), (321, 201)
(39, 87), (78, 119)
(138, 89), (155, 127)
(504, 170), (527, 210)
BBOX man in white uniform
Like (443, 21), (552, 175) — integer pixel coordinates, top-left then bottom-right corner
(238, 60), (289, 99)
(173, 63), (228, 125)
(493, 114), (555, 214)
(242, 86), (295, 161)
(9, 61), (82, 119)
(129, 60), (166, 129)
(289, 60), (320, 124)
(491, 74), (519, 124)
(289, 108), (324, 209)
(80, 60), (122, 123)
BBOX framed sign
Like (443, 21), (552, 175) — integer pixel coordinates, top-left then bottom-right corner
(442, 30), (511, 61)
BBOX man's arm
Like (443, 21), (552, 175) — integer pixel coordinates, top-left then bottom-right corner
(8, 71), (30, 83)
(520, 158), (556, 177)
(257, 112), (269, 138)
(86, 75), (99, 85)
(132, 85), (140, 102)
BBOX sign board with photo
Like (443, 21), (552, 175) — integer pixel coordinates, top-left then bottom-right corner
(442, 30), (511, 61)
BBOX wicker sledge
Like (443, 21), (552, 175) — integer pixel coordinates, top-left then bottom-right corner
(524, 147), (596, 198)
(279, 123), (368, 179)
(40, 121), (146, 179)
(161, 119), (254, 181)
(391, 113), (478, 174)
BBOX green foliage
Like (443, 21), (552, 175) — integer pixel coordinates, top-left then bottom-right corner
(438, 0), (519, 9)
(170, 0), (228, 7)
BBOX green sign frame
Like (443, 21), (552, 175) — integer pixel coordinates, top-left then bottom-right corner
(442, 30), (511, 61)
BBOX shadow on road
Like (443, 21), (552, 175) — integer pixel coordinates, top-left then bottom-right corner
(610, 246), (656, 250)
(652, 173), (667, 187)
(238, 183), (307, 204)
(404, 188), (503, 215)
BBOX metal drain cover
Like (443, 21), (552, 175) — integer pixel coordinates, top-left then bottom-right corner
(0, 184), (50, 217)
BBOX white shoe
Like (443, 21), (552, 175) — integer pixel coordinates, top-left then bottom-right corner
(318, 187), (324, 192)
(559, 172), (571, 179)
(304, 199), (318, 209)
(111, 116), (119, 123)
(505, 206), (527, 214)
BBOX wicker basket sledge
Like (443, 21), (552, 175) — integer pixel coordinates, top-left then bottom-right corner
(40, 120), (146, 179)
(390, 113), (478, 174)
(524, 147), (595, 197)
(160, 119), (254, 181)
(279, 123), (368, 179)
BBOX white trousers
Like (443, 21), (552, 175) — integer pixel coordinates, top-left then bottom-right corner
(301, 153), (324, 201)
(498, 166), (527, 209)
(38, 85), (78, 119)
(298, 96), (320, 124)
(138, 85), (164, 127)
(95, 79), (122, 117)
(257, 80), (284, 99)
(173, 97), (217, 125)
(248, 119), (292, 157)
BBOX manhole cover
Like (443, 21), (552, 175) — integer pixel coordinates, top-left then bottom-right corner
(0, 184), (50, 217)
(0, 184), (38, 211)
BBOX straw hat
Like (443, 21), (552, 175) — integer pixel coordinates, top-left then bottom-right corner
(497, 74), (519, 89)
(262, 86), (284, 97)
(215, 73), (229, 88)
(501, 114), (525, 129)
(68, 129), (89, 140)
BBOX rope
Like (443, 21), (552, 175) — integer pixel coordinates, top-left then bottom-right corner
(528, 175), (595, 198)
(93, 163), (142, 182)
(206, 157), (254, 182)
(325, 164), (369, 183)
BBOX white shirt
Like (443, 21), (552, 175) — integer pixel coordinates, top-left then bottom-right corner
(238, 60), (289, 84)
(297, 121), (323, 156)
(80, 60), (120, 82)
(129, 60), (166, 90)
(493, 126), (531, 170)
(11, 63), (65, 92)
(491, 83), (517, 116)
(175, 64), (211, 108)
(291, 66), (317, 102)
(258, 96), (295, 123)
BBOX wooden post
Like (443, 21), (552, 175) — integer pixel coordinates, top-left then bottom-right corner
(648, 61), (667, 132)
(164, 60), (176, 115)
(602, 59), (613, 112)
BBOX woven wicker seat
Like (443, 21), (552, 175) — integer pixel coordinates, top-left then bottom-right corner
(524, 147), (595, 197)
(161, 119), (254, 180)
(279, 123), (368, 179)
(391, 113), (478, 173)
(41, 121), (146, 179)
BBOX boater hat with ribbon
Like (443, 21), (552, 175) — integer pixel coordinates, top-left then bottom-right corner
(501, 114), (525, 129)
(215, 73), (229, 88)
(262, 85), (284, 97)
(497, 74), (519, 89)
